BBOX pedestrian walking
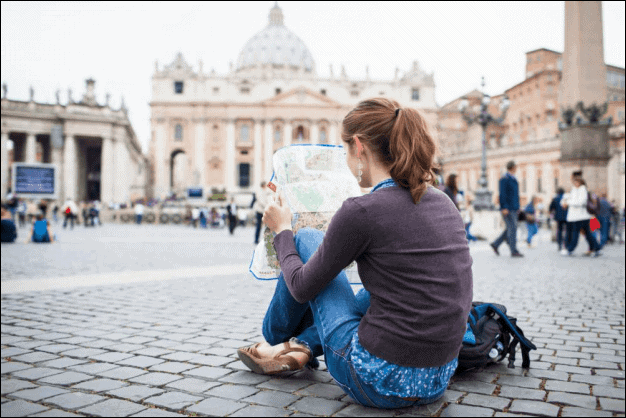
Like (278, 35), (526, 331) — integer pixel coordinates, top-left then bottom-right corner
(524, 196), (539, 248)
(238, 98), (472, 409)
(490, 160), (523, 257)
(461, 199), (478, 242)
(226, 198), (238, 235)
(52, 204), (59, 224)
(199, 207), (208, 228)
(549, 188), (569, 251)
(595, 194), (612, 250)
(17, 199), (27, 228)
(191, 207), (200, 228)
(561, 171), (600, 257)
(443, 174), (460, 210)
(62, 198), (78, 229)
(134, 201), (145, 225)
(253, 182), (271, 244)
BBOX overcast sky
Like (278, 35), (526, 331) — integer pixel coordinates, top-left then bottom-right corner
(2, 1), (624, 152)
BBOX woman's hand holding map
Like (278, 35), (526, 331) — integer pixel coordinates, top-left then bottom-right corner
(263, 189), (293, 235)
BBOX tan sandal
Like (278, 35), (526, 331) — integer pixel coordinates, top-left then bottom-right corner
(237, 341), (311, 375)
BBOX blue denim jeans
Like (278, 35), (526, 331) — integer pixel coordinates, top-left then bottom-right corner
(526, 222), (538, 244)
(567, 220), (599, 253)
(262, 228), (426, 409)
(491, 210), (520, 254)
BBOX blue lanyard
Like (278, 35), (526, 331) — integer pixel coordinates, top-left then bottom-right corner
(370, 178), (398, 193)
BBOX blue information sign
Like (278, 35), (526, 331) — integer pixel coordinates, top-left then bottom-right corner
(15, 166), (55, 195)
(188, 188), (203, 198)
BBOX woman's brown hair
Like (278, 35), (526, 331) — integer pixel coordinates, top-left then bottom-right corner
(446, 174), (458, 195)
(341, 97), (437, 203)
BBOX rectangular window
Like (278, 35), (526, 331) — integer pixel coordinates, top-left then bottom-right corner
(320, 89), (326, 96)
(174, 81), (184, 94)
(412, 88), (420, 101)
(239, 163), (250, 188)
(275, 88), (281, 95)
(522, 177), (527, 193)
(537, 177), (542, 193)
(547, 74), (553, 82)
(350, 90), (359, 97)
(213, 87), (219, 94)
(554, 177), (559, 190)
(240, 87), (250, 94)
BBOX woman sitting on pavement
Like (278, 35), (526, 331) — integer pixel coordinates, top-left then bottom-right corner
(27, 214), (55, 243)
(237, 98), (473, 409)
(1, 205), (18, 243)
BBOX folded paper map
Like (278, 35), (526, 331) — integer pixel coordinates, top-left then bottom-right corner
(249, 145), (362, 283)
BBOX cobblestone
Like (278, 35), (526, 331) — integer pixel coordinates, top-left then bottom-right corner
(1, 226), (624, 417)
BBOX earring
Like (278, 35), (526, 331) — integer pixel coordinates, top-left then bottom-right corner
(357, 158), (363, 183)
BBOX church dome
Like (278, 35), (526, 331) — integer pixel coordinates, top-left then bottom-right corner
(236, 3), (315, 72)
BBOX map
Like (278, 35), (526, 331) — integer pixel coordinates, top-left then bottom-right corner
(250, 145), (362, 283)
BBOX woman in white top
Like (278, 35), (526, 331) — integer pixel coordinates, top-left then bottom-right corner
(561, 172), (600, 256)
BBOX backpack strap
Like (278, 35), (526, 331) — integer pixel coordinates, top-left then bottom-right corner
(486, 304), (537, 352)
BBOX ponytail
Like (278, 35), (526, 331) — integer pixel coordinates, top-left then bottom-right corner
(341, 98), (438, 204)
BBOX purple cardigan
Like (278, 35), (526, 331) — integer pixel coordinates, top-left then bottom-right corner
(274, 185), (473, 368)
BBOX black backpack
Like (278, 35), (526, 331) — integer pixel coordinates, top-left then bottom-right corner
(458, 302), (537, 372)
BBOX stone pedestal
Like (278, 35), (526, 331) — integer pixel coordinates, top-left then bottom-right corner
(471, 209), (504, 241)
(559, 125), (610, 195)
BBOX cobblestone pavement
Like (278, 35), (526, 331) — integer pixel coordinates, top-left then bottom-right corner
(1, 225), (624, 417)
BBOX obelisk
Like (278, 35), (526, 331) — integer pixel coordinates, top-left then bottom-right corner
(559, 1), (610, 195)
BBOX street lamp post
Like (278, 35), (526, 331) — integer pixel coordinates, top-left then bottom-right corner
(458, 77), (510, 210)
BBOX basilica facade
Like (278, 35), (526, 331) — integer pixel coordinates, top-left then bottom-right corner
(149, 3), (438, 198)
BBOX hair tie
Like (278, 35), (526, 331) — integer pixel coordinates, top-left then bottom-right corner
(395, 108), (401, 117)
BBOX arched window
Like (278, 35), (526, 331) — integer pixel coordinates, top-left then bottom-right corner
(274, 127), (281, 143)
(174, 124), (183, 141)
(240, 125), (249, 142)
(319, 129), (327, 144)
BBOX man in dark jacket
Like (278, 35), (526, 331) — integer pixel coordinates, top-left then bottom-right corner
(490, 160), (523, 257)
(549, 188), (569, 251)
(595, 194), (612, 250)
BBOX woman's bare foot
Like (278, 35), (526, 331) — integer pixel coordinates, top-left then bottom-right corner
(254, 341), (310, 367)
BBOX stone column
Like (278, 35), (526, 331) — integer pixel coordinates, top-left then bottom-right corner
(527, 164), (537, 198)
(1, 130), (8, 199)
(225, 119), (236, 192)
(329, 121), (338, 145)
(51, 146), (63, 202)
(114, 139), (128, 203)
(194, 120), (205, 187)
(101, 136), (114, 205)
(542, 162), (553, 200)
(310, 122), (319, 145)
(253, 120), (262, 190)
(284, 121), (292, 147)
(154, 122), (168, 198)
(264, 121), (273, 181)
(25, 132), (37, 163)
(63, 135), (78, 201)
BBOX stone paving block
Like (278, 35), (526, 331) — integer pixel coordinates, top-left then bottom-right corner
(461, 393), (511, 410)
(37, 371), (93, 386)
(59, 347), (107, 359)
(223, 370), (282, 386)
(36, 344), (81, 354)
(46, 391), (106, 409)
(98, 366), (148, 380)
(160, 351), (198, 362)
(202, 347), (239, 357)
(10, 340), (51, 350)
(579, 359), (620, 369)
(72, 378), (128, 392)
(544, 380), (590, 394)
(129, 408), (186, 417)
(205, 384), (259, 400)
(80, 339), (118, 349)
(132, 347), (172, 357)
(0, 379), (38, 395)
(117, 355), (165, 368)
(0, 399), (49, 417)
(107, 384), (164, 402)
(186, 396), (247, 416)
(525, 369), (570, 382)
(55, 336), (95, 345)
(1, 362), (32, 375)
(592, 385), (624, 399)
(78, 398), (146, 417)
(570, 374), (614, 386)
(289, 397), (346, 416)
(129, 372), (183, 386)
(295, 383), (346, 400)
(242, 389), (299, 407)
(40, 358), (88, 369)
(166, 378), (221, 394)
(34, 332), (73, 341)
(12, 367), (64, 380)
(68, 362), (119, 375)
(29, 408), (83, 417)
(106, 343), (146, 352)
(147, 340), (181, 349)
(496, 375), (542, 389)
(11, 386), (68, 401)
(183, 336), (220, 345)
(335, 403), (397, 417)
(10, 352), (59, 364)
(149, 361), (197, 374)
(100, 332), (135, 341)
(594, 369), (625, 378)
(449, 380), (496, 395)
(1, 347), (32, 358)
(230, 404), (292, 417)
(89, 352), (134, 363)
(144, 391), (203, 410)
(440, 404), (494, 417)
(498, 385), (546, 401)
(189, 354), (233, 366)
(184, 366), (233, 380)
(598, 397), (625, 413)
(509, 399), (559, 417)
(554, 365), (592, 375)
(561, 406), (613, 417)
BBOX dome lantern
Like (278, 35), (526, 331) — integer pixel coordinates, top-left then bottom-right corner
(269, 2), (284, 26)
